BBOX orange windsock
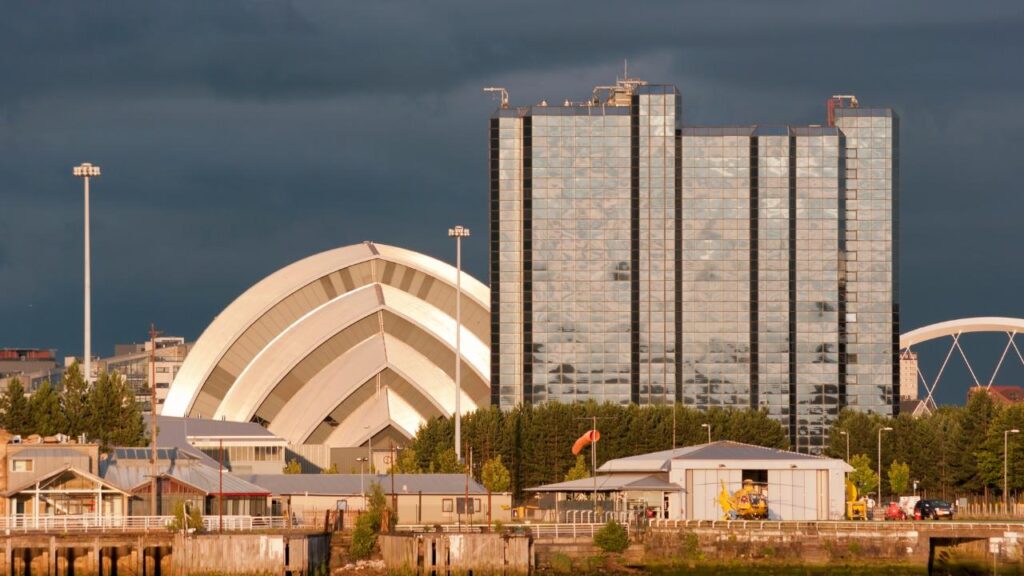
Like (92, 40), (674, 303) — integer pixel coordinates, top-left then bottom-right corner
(571, 429), (601, 455)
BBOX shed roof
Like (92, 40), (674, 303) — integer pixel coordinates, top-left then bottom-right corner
(525, 474), (681, 493)
(673, 441), (834, 462)
(240, 474), (488, 496)
(102, 458), (269, 497)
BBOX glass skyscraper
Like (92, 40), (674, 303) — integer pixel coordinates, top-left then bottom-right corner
(490, 81), (897, 452)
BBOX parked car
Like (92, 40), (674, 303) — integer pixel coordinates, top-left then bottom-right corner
(884, 501), (907, 521)
(913, 499), (955, 520)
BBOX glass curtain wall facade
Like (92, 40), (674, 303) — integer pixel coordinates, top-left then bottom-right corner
(490, 80), (897, 452)
(490, 83), (681, 408)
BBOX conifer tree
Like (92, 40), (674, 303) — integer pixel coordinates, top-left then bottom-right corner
(0, 378), (32, 435)
(59, 362), (90, 438)
(28, 381), (63, 436)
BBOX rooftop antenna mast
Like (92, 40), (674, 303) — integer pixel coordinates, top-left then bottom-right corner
(624, 59), (628, 80)
(483, 87), (509, 108)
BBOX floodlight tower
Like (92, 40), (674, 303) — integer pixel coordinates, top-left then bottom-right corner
(73, 163), (101, 383)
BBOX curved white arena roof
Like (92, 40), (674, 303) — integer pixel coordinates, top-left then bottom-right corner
(164, 241), (490, 448)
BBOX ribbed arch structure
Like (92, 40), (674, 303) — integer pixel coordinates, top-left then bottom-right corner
(163, 242), (490, 448)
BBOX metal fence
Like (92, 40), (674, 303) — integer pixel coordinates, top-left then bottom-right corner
(0, 514), (287, 533)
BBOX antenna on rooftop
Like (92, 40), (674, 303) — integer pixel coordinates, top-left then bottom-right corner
(624, 59), (628, 80)
(483, 87), (509, 108)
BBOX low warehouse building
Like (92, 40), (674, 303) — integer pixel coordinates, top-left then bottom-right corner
(242, 474), (512, 526)
(528, 441), (851, 521)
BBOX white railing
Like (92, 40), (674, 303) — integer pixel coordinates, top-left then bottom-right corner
(394, 523), (618, 540)
(0, 515), (287, 533)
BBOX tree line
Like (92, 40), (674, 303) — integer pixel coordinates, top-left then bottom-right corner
(824, 389), (1024, 502)
(0, 362), (147, 449)
(394, 402), (789, 499)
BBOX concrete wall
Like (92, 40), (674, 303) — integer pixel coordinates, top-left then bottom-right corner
(381, 533), (532, 574)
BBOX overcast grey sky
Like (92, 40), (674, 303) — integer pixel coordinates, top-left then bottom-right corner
(2, 1), (1023, 403)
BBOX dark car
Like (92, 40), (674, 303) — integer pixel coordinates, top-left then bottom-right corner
(913, 499), (954, 520)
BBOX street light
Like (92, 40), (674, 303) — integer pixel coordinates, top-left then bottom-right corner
(839, 430), (850, 462)
(448, 225), (470, 462)
(356, 457), (368, 510)
(1005, 429), (1020, 513)
(72, 162), (101, 383)
(878, 426), (893, 508)
(701, 423), (711, 444)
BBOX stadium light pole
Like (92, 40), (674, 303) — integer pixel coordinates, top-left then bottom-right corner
(1005, 429), (1020, 513)
(448, 225), (470, 462)
(878, 426), (893, 507)
(73, 162), (101, 383)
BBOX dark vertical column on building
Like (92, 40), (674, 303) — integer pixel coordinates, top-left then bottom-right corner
(836, 134), (848, 411)
(522, 117), (534, 404)
(489, 118), (501, 407)
(749, 136), (760, 410)
(674, 129), (683, 404)
(630, 96), (641, 404)
(787, 135), (798, 446)
(891, 115), (902, 415)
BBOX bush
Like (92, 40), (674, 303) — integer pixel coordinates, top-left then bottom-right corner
(349, 514), (377, 560)
(593, 520), (629, 553)
(168, 501), (203, 533)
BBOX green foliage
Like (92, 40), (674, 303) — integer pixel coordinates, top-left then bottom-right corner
(481, 455), (511, 493)
(564, 454), (590, 481)
(168, 501), (203, 533)
(593, 519), (630, 553)
(0, 379), (32, 435)
(350, 483), (396, 560)
(408, 402), (789, 498)
(28, 381), (63, 436)
(887, 460), (910, 496)
(87, 371), (146, 449)
(977, 404), (1024, 493)
(392, 448), (421, 473)
(321, 463), (338, 474)
(60, 362), (90, 438)
(848, 454), (876, 496)
(349, 514), (376, 560)
(431, 448), (463, 474)
(283, 458), (302, 474)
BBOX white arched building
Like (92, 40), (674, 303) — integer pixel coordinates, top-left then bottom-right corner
(162, 241), (489, 449)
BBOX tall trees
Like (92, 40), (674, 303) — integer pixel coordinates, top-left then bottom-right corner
(0, 363), (146, 449)
(848, 454), (877, 496)
(87, 371), (146, 449)
(0, 379), (32, 435)
(408, 402), (790, 499)
(28, 381), (63, 436)
(60, 362), (90, 438)
(481, 455), (511, 526)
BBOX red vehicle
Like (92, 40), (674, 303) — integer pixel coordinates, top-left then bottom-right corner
(884, 502), (907, 521)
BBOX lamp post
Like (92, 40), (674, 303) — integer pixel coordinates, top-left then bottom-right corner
(878, 426), (893, 508)
(1005, 429), (1019, 513)
(448, 225), (470, 462)
(72, 162), (101, 383)
(356, 457), (368, 510)
(840, 430), (850, 462)
(701, 423), (711, 444)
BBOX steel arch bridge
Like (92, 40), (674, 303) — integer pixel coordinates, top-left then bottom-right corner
(900, 317), (1024, 408)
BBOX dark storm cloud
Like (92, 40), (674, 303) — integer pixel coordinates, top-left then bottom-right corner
(2, 0), (1023, 403)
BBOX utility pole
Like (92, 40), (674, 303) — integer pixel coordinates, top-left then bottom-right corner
(219, 438), (224, 532)
(576, 415), (612, 521)
(149, 323), (161, 517)
(390, 442), (397, 527)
